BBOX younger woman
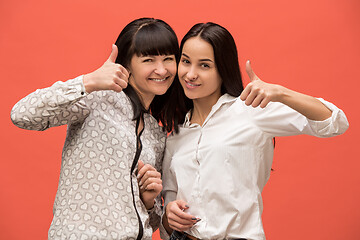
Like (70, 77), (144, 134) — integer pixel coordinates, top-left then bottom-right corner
(161, 22), (348, 240)
(11, 18), (179, 240)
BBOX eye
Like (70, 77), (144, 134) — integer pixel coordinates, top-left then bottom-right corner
(181, 58), (190, 64)
(142, 58), (153, 63)
(201, 63), (210, 68)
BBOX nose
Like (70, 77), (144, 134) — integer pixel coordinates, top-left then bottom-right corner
(186, 67), (198, 81)
(154, 62), (167, 76)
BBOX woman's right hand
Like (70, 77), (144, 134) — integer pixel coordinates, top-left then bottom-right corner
(165, 200), (199, 232)
(83, 44), (129, 93)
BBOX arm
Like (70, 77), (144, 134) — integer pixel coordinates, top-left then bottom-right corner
(240, 60), (331, 120)
(11, 76), (90, 131)
(240, 60), (348, 136)
(276, 87), (331, 121)
(137, 160), (162, 210)
(159, 147), (198, 239)
(11, 44), (129, 131)
(137, 160), (163, 231)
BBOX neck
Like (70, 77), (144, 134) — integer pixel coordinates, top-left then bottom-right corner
(139, 94), (154, 110)
(191, 93), (221, 126)
(129, 83), (154, 110)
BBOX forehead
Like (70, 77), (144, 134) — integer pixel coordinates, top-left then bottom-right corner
(182, 37), (214, 60)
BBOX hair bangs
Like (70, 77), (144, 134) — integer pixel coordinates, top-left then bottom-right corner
(133, 24), (179, 57)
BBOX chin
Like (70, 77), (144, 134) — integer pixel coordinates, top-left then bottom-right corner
(184, 91), (198, 100)
(154, 88), (169, 96)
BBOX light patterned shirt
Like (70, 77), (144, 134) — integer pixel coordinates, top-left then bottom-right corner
(161, 94), (348, 240)
(11, 76), (166, 240)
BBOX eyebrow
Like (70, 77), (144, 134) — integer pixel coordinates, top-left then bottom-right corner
(140, 54), (173, 57)
(182, 53), (213, 63)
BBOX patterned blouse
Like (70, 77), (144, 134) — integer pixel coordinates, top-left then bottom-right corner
(11, 76), (166, 240)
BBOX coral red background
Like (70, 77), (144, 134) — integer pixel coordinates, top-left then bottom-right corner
(1, 0), (359, 239)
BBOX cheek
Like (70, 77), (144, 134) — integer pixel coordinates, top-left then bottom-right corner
(167, 62), (177, 76)
(214, 77), (223, 91)
(135, 67), (152, 79)
(177, 65), (186, 79)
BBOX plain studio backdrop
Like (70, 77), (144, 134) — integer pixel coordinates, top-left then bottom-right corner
(0, 0), (359, 239)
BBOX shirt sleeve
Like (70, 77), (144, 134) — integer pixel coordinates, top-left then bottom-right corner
(148, 141), (167, 232)
(159, 145), (178, 240)
(244, 97), (349, 138)
(162, 145), (178, 209)
(147, 195), (163, 232)
(10, 75), (91, 131)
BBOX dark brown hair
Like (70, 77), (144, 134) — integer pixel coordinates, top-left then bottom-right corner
(171, 22), (244, 130)
(114, 18), (180, 132)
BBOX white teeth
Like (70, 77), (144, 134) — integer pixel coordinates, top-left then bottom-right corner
(187, 82), (199, 87)
(151, 78), (166, 82)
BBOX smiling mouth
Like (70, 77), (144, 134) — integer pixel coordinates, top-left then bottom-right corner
(149, 76), (170, 82)
(185, 80), (201, 87)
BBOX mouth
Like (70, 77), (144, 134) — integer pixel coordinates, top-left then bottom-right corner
(148, 76), (170, 82)
(184, 80), (201, 88)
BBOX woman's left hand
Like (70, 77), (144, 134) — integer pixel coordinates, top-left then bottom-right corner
(240, 60), (285, 108)
(137, 160), (162, 210)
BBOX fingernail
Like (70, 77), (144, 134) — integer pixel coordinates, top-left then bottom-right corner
(137, 174), (141, 179)
(191, 217), (196, 220)
(185, 205), (190, 208)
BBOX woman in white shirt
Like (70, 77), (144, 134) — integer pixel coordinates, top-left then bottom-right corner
(161, 22), (349, 240)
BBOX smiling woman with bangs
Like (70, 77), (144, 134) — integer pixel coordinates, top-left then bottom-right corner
(11, 18), (179, 240)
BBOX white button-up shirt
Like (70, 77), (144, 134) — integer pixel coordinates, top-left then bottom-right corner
(161, 94), (348, 240)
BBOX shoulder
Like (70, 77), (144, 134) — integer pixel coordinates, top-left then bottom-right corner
(147, 115), (167, 141)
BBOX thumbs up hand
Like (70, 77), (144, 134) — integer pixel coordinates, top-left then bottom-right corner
(240, 60), (284, 108)
(83, 44), (129, 93)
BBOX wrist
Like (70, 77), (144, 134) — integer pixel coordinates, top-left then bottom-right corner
(83, 73), (95, 93)
(277, 85), (290, 103)
(144, 200), (155, 210)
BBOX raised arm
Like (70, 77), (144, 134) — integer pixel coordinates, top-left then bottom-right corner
(11, 45), (129, 131)
(240, 60), (332, 121)
(10, 76), (90, 131)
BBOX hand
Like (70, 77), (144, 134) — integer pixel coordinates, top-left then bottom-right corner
(137, 160), (162, 210)
(165, 200), (199, 232)
(240, 60), (284, 108)
(83, 44), (129, 93)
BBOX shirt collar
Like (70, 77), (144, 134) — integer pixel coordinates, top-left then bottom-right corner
(183, 93), (237, 127)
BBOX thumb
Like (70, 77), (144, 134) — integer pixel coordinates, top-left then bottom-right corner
(137, 160), (144, 172)
(107, 44), (118, 63)
(246, 60), (258, 81)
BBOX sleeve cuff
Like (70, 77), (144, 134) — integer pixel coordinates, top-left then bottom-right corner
(307, 98), (349, 136)
(78, 75), (89, 96)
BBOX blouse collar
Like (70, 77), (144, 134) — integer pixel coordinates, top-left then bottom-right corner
(183, 93), (237, 128)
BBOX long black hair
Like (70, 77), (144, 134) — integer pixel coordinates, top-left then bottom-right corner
(114, 18), (181, 133)
(171, 22), (244, 128)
